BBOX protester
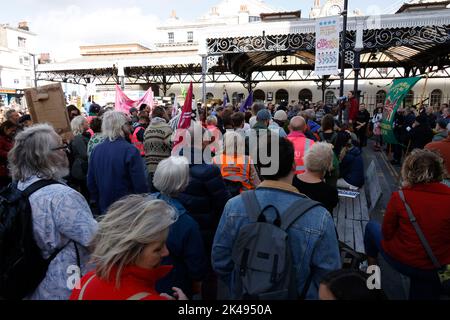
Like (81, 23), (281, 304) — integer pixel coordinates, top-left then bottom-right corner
(372, 106), (384, 151)
(131, 115), (149, 157)
(407, 114), (434, 151)
(5, 109), (20, 125)
(347, 91), (359, 125)
(129, 107), (139, 124)
(318, 114), (337, 144)
(69, 116), (90, 198)
(292, 142), (338, 215)
(319, 269), (386, 300)
(214, 105), (226, 134)
(425, 131), (450, 185)
(205, 115), (222, 155)
(144, 106), (173, 192)
(213, 131), (260, 196)
(70, 195), (188, 300)
(268, 110), (288, 137)
(88, 111), (148, 215)
(231, 112), (247, 134)
(67, 105), (81, 122)
(287, 116), (315, 175)
(87, 117), (105, 158)
(354, 103), (371, 147)
(176, 124), (231, 299)
(249, 103), (265, 128)
(335, 131), (364, 190)
(432, 119), (448, 142)
(0, 120), (17, 188)
(8, 124), (98, 299)
(152, 156), (208, 299)
(212, 136), (340, 299)
(18, 114), (33, 129)
(364, 149), (450, 299)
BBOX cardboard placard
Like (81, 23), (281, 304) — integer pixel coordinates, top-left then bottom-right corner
(25, 83), (71, 136)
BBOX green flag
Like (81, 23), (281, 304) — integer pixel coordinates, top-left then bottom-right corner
(381, 77), (421, 145)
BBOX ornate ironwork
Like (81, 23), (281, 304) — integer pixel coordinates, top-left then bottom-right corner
(208, 25), (450, 54)
(207, 33), (315, 54)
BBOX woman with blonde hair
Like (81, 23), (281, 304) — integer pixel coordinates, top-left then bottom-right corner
(364, 149), (450, 299)
(292, 142), (339, 215)
(70, 194), (188, 300)
(213, 131), (260, 196)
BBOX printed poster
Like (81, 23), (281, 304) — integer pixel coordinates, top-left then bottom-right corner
(315, 16), (340, 76)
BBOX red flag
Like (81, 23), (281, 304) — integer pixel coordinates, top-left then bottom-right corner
(177, 82), (193, 129)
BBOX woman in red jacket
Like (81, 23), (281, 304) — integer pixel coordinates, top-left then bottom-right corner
(0, 120), (17, 188)
(364, 149), (450, 299)
(70, 194), (188, 300)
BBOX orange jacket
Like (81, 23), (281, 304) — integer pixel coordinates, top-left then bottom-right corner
(131, 126), (145, 156)
(213, 154), (254, 191)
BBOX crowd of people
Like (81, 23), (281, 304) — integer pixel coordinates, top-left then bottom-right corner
(0, 91), (449, 301)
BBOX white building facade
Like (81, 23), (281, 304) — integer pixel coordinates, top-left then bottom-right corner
(0, 22), (37, 108)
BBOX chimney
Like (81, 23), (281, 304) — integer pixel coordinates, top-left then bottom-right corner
(18, 21), (29, 31)
(170, 10), (178, 19)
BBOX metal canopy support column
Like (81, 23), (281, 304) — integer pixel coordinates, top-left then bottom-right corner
(201, 55), (207, 106)
(339, 0), (349, 122)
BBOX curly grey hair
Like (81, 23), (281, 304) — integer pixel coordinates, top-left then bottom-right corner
(8, 123), (69, 181)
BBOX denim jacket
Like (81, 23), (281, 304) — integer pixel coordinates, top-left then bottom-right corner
(212, 180), (341, 300)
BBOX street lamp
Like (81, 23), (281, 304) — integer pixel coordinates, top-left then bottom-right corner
(315, 76), (333, 102)
(338, 0), (349, 122)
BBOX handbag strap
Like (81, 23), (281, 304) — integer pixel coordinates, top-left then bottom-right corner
(398, 190), (442, 269)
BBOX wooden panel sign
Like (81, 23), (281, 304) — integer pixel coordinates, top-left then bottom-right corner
(25, 83), (71, 136)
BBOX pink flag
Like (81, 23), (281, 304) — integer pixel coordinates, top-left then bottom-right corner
(177, 82), (193, 129)
(115, 85), (154, 114)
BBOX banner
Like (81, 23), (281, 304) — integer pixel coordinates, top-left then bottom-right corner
(315, 16), (340, 76)
(115, 85), (154, 114)
(239, 91), (253, 112)
(381, 76), (421, 144)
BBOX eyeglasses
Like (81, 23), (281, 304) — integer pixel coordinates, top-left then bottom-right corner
(51, 144), (69, 152)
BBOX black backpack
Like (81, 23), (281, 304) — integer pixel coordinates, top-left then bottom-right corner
(0, 179), (68, 300)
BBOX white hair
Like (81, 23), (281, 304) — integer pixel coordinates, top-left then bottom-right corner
(90, 194), (177, 287)
(206, 115), (217, 125)
(102, 110), (127, 141)
(153, 156), (190, 197)
(8, 124), (69, 181)
(71, 115), (87, 136)
(304, 142), (334, 173)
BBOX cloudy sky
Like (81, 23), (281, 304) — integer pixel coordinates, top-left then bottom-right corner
(1, 0), (399, 61)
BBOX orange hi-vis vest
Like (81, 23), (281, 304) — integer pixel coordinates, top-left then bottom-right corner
(213, 154), (254, 192)
(287, 132), (315, 174)
(131, 126), (145, 156)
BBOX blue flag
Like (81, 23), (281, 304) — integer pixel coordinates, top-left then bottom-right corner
(239, 91), (253, 112)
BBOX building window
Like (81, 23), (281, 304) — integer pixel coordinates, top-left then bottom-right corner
(298, 89), (313, 103)
(404, 90), (414, 107)
(254, 89), (265, 102)
(376, 90), (387, 105)
(430, 89), (442, 107)
(168, 32), (174, 44)
(275, 89), (289, 104)
(19, 56), (30, 66)
(14, 79), (20, 85)
(187, 31), (193, 43)
(325, 91), (335, 104)
(249, 16), (261, 23)
(18, 37), (26, 48)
